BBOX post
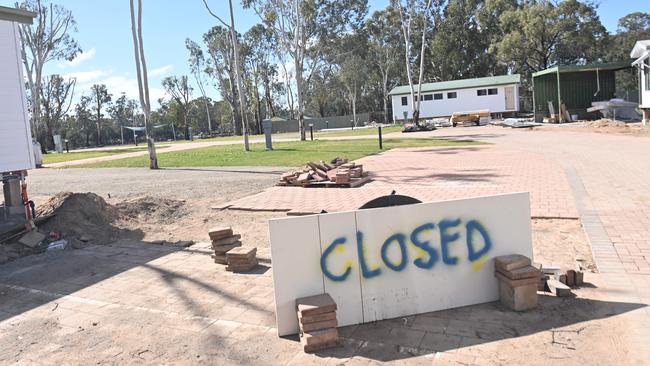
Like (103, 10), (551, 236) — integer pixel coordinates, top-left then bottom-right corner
(378, 126), (383, 150)
(121, 125), (124, 144)
(351, 120), (354, 130)
(309, 124), (314, 141)
(133, 129), (137, 146)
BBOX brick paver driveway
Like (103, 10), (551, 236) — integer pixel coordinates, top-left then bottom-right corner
(226, 144), (578, 219)
(1, 124), (649, 364)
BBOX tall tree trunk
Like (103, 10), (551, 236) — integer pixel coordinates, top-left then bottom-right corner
(130, 0), (158, 169)
(295, 58), (306, 140)
(184, 111), (190, 140)
(96, 104), (101, 146)
(228, 0), (249, 151)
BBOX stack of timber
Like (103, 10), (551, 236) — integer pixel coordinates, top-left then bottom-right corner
(277, 159), (371, 188)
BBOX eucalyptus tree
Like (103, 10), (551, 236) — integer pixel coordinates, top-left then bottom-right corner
(392, 0), (436, 125)
(242, 0), (369, 140)
(202, 0), (250, 151)
(17, 0), (81, 147)
(40, 74), (75, 150)
(492, 0), (607, 76)
(203, 25), (241, 135)
(88, 84), (112, 146)
(162, 75), (193, 140)
(366, 7), (404, 122)
(243, 24), (277, 130)
(129, 0), (158, 169)
(186, 39), (213, 133)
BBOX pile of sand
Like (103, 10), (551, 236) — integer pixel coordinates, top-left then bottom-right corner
(38, 192), (121, 244)
(115, 196), (187, 225)
(36, 193), (189, 245)
(582, 119), (629, 129)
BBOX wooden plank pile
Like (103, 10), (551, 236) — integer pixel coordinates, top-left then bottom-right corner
(278, 158), (371, 188)
(296, 293), (340, 353)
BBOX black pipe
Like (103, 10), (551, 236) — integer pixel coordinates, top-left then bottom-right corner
(378, 126), (383, 149)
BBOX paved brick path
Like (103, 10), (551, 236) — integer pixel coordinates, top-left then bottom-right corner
(225, 144), (578, 218)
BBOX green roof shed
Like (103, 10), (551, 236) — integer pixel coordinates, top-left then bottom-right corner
(532, 62), (631, 122)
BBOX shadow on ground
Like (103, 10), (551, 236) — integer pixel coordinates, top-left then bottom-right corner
(308, 295), (646, 362)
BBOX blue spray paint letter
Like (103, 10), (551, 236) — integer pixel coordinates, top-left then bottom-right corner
(465, 220), (492, 261)
(320, 237), (352, 282)
(356, 231), (382, 278)
(410, 223), (439, 269)
(439, 218), (461, 265)
(381, 233), (408, 271)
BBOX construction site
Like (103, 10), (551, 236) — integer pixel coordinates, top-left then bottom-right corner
(2, 1), (650, 365)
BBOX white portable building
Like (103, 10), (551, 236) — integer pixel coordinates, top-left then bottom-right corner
(0, 6), (36, 173)
(631, 39), (650, 124)
(389, 74), (521, 121)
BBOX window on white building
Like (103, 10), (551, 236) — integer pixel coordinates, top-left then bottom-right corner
(401, 96), (408, 105)
(477, 89), (487, 96)
(488, 88), (498, 95)
(433, 93), (443, 100)
(424, 94), (433, 101)
(447, 92), (457, 99)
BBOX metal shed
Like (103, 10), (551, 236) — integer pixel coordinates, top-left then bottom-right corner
(532, 62), (631, 122)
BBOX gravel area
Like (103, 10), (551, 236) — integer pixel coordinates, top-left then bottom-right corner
(26, 167), (288, 207)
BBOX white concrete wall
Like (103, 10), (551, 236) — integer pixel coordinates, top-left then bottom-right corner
(0, 20), (34, 172)
(391, 84), (520, 121)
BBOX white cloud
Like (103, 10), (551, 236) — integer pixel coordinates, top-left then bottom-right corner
(61, 48), (96, 68)
(149, 64), (174, 77)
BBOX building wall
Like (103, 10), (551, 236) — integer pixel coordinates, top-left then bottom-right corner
(0, 20), (34, 172)
(533, 70), (617, 121)
(641, 59), (650, 108)
(390, 84), (520, 121)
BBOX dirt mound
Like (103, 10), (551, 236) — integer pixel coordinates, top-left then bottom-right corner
(38, 192), (121, 244)
(116, 196), (187, 225)
(583, 119), (629, 128)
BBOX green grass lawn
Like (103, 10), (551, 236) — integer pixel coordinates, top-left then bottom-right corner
(78, 138), (481, 168)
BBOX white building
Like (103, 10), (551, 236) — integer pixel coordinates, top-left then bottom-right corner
(0, 5), (36, 173)
(389, 74), (521, 121)
(631, 39), (650, 124)
(1, 6), (36, 228)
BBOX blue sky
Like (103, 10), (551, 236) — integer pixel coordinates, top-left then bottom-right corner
(4, 0), (649, 106)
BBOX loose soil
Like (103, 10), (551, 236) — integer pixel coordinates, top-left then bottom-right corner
(538, 119), (650, 136)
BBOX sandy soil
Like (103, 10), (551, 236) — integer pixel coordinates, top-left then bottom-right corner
(537, 120), (650, 137)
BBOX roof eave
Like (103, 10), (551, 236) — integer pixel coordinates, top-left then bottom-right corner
(0, 6), (37, 25)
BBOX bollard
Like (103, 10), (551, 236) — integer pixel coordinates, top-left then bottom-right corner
(310, 125), (314, 141)
(378, 126), (383, 149)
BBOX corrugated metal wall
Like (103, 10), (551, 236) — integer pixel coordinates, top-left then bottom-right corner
(534, 70), (617, 121)
(561, 70), (616, 118)
(533, 73), (558, 121)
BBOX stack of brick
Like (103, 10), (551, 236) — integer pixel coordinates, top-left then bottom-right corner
(296, 293), (340, 353)
(225, 247), (258, 272)
(494, 254), (541, 311)
(209, 226), (241, 265)
(278, 159), (367, 186)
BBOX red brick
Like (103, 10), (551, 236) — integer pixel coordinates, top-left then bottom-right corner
(296, 293), (337, 317)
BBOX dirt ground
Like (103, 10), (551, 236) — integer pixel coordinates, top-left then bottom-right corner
(537, 119), (650, 137)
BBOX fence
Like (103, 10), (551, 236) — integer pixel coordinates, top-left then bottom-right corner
(270, 112), (385, 133)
